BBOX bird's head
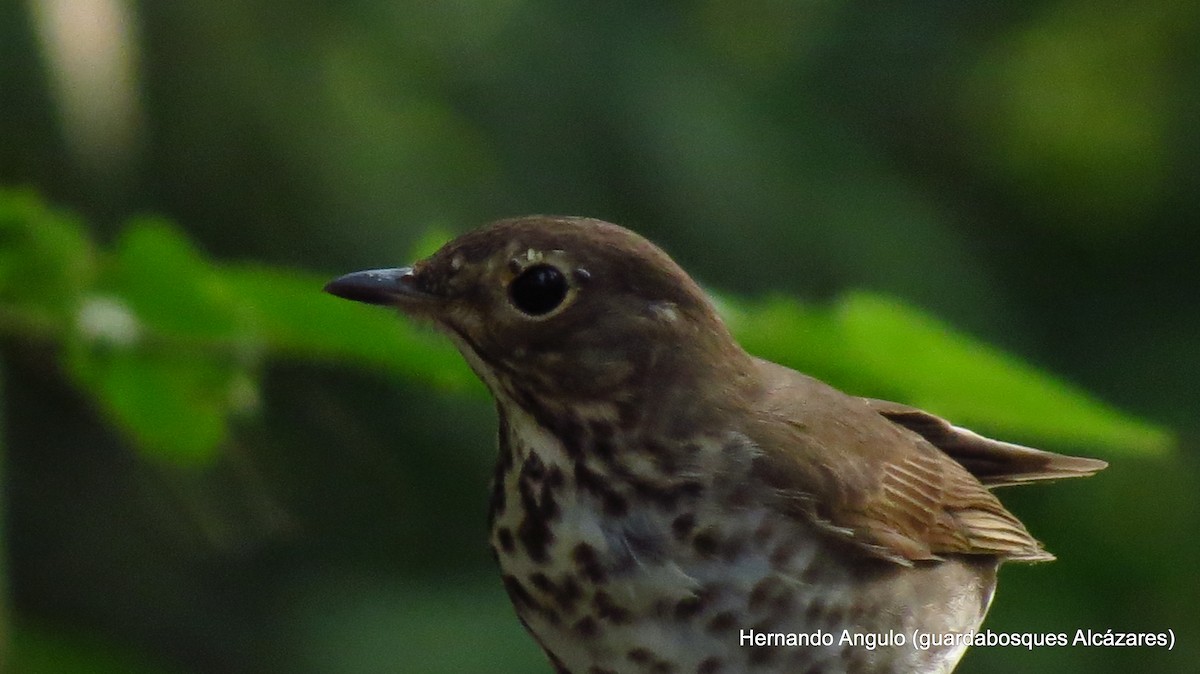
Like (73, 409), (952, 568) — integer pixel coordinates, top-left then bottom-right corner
(325, 216), (753, 414)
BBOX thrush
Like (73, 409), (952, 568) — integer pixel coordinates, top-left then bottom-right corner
(325, 216), (1106, 674)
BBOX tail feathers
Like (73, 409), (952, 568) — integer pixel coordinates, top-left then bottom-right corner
(865, 399), (1108, 488)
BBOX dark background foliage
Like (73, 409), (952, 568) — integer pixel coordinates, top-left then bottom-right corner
(1, 1), (1197, 672)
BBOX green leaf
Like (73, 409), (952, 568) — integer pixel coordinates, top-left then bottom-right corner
(0, 188), (95, 323)
(223, 265), (478, 392)
(64, 332), (245, 463)
(56, 218), (262, 463)
(105, 218), (244, 342)
(718, 292), (865, 389)
(725, 291), (1172, 454)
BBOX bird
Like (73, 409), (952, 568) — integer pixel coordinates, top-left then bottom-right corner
(324, 216), (1107, 674)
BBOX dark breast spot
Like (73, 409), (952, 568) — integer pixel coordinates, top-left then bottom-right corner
(805, 601), (825, 623)
(745, 619), (780, 665)
(539, 480), (561, 520)
(530, 572), (554, 593)
(542, 607), (562, 625)
(752, 520), (774, 545)
(649, 443), (678, 473)
(558, 417), (587, 458)
(496, 527), (515, 553)
(769, 541), (796, 568)
(674, 480), (705, 500)
(589, 421), (616, 459)
(674, 592), (709, 621)
(573, 615), (600, 638)
(517, 499), (554, 563)
(574, 461), (629, 517)
(572, 543), (607, 583)
(602, 491), (629, 517)
(748, 576), (782, 612)
(488, 471), (508, 526)
(502, 574), (533, 608)
(521, 452), (546, 481)
(516, 454), (566, 563)
(706, 611), (737, 635)
(627, 648), (652, 663)
(496, 410), (514, 470)
(822, 605), (846, 630)
(672, 513), (697, 541)
(555, 576), (583, 611)
(487, 426), (511, 522)
(592, 590), (632, 624)
(628, 647), (677, 674)
(845, 601), (868, 624)
(639, 478), (706, 510)
(616, 400), (641, 428)
(692, 527), (721, 557)
(769, 592), (793, 619)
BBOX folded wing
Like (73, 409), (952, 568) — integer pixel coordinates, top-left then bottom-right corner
(746, 359), (1106, 566)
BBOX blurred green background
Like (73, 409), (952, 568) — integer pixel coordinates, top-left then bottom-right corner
(1, 0), (1197, 672)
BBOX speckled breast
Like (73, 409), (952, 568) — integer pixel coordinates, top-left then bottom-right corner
(486, 405), (997, 674)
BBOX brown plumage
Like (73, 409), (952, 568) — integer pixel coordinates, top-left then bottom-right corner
(326, 216), (1106, 674)
(748, 361), (1088, 564)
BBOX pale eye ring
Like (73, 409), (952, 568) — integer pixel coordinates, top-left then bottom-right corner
(508, 264), (569, 316)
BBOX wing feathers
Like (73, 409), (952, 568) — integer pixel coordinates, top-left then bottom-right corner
(749, 360), (1104, 566)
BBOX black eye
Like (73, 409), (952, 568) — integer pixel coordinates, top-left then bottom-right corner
(509, 264), (569, 316)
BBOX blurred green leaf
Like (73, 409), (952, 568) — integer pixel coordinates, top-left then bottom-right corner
(224, 265), (477, 392)
(65, 336), (245, 464)
(727, 291), (1172, 454)
(106, 218), (244, 342)
(838, 293), (1171, 453)
(717, 292), (863, 388)
(0, 189), (95, 324)
(52, 218), (259, 463)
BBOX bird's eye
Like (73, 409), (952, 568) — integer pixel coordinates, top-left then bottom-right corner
(509, 264), (569, 316)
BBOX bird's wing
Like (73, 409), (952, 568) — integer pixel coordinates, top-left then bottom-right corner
(860, 398), (1108, 487)
(746, 359), (1079, 565)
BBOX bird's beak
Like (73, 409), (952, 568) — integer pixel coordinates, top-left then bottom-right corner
(323, 267), (435, 307)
